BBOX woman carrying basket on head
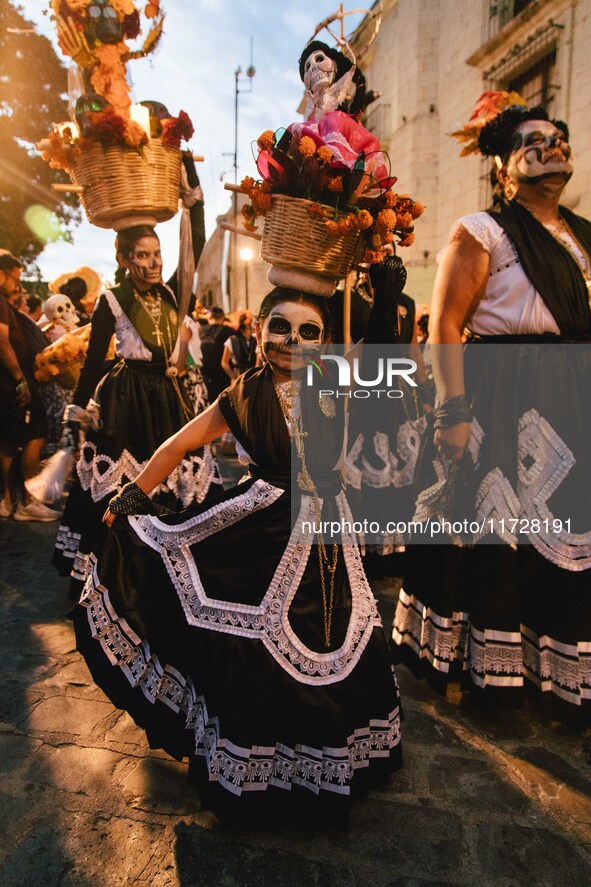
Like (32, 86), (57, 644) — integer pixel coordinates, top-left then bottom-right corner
(52, 154), (222, 598)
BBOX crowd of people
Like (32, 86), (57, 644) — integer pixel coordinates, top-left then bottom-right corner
(2, 59), (590, 828)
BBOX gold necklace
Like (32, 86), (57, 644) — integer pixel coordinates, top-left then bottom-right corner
(516, 200), (591, 298)
(272, 373), (338, 648)
(133, 289), (193, 424)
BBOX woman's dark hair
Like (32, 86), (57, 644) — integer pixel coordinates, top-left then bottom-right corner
(59, 276), (87, 304)
(298, 40), (366, 117)
(114, 225), (159, 284)
(478, 105), (570, 160)
(258, 287), (332, 335)
(237, 312), (252, 332)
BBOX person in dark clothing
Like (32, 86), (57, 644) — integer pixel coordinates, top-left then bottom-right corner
(199, 306), (234, 401)
(52, 156), (221, 595)
(0, 251), (57, 521)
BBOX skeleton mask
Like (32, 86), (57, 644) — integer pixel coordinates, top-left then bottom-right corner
(85, 0), (123, 45)
(303, 50), (337, 99)
(258, 301), (325, 374)
(507, 120), (573, 183)
(44, 294), (79, 331)
(119, 236), (163, 290)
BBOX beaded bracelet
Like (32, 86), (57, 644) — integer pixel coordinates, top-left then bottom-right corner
(108, 482), (171, 517)
(432, 394), (473, 429)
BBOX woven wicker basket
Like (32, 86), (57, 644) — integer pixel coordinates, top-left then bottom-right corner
(261, 195), (361, 294)
(70, 141), (182, 231)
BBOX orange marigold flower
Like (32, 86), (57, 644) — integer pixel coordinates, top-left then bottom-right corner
(307, 202), (325, 218)
(257, 130), (276, 150)
(377, 209), (397, 230)
(317, 145), (333, 163)
(327, 176), (344, 193)
(398, 232), (415, 247)
(298, 136), (317, 159)
(355, 209), (373, 230)
(363, 249), (385, 264)
(396, 212), (413, 229)
(242, 218), (259, 232)
(240, 176), (255, 194)
(325, 220), (340, 235)
(338, 214), (357, 233)
(251, 191), (272, 213)
(410, 200), (425, 219)
(385, 191), (398, 208)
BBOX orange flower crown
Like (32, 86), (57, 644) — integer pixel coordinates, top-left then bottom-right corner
(451, 91), (528, 156)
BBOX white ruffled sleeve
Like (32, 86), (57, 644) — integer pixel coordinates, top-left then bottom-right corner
(447, 212), (503, 254)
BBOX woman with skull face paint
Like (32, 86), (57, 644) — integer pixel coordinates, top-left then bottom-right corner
(392, 97), (591, 714)
(52, 155), (222, 597)
(70, 265), (406, 826)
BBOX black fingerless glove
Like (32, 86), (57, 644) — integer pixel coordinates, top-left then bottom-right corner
(60, 420), (80, 451)
(107, 482), (172, 518)
(366, 255), (407, 344)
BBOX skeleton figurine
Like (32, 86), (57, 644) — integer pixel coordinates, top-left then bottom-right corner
(298, 41), (366, 123)
(43, 294), (80, 343)
(75, 93), (109, 137)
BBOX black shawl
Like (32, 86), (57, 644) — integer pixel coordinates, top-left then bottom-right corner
(487, 199), (591, 338)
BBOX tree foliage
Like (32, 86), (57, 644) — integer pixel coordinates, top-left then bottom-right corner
(0, 1), (80, 270)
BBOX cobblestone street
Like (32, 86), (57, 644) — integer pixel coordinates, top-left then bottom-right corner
(1, 514), (591, 887)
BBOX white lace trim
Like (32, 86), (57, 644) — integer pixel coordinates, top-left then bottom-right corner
(54, 525), (82, 558)
(394, 417), (428, 488)
(102, 290), (153, 361)
(414, 409), (591, 570)
(80, 558), (401, 796)
(392, 588), (469, 673)
(77, 441), (221, 506)
(345, 417), (428, 492)
(128, 483), (381, 685)
(393, 589), (591, 704)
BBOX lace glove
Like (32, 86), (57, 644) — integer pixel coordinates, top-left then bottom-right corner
(181, 152), (203, 207)
(366, 255), (407, 344)
(61, 403), (91, 451)
(107, 482), (172, 518)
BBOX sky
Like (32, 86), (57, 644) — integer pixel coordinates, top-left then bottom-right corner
(20, 0), (369, 283)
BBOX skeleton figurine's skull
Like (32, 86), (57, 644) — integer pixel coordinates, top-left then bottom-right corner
(75, 93), (109, 137)
(303, 49), (337, 99)
(44, 294), (79, 337)
(139, 100), (171, 138)
(85, 0), (123, 46)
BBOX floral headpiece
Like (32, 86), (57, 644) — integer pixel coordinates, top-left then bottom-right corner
(451, 91), (528, 156)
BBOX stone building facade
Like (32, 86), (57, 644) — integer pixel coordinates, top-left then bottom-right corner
(352, 0), (591, 302)
(199, 0), (590, 310)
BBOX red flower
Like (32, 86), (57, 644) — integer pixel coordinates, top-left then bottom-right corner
(122, 11), (141, 39)
(161, 111), (195, 148)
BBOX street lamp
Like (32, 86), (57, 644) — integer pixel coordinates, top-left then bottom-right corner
(239, 246), (253, 310)
(230, 40), (255, 310)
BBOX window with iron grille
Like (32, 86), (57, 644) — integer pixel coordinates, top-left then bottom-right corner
(506, 48), (558, 111)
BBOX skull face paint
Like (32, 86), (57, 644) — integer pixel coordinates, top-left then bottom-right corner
(44, 294), (79, 332)
(507, 120), (573, 183)
(119, 236), (163, 291)
(258, 301), (325, 376)
(303, 50), (337, 99)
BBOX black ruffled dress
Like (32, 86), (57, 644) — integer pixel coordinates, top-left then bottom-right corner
(73, 365), (403, 822)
